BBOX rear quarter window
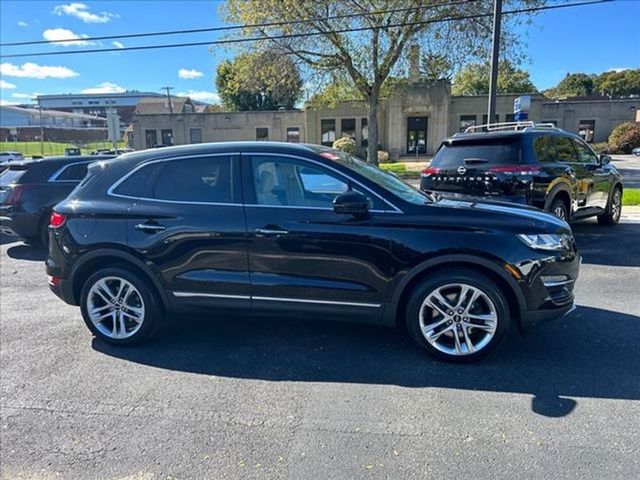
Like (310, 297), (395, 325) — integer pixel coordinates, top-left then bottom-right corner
(52, 162), (90, 182)
(0, 168), (27, 186)
(432, 138), (522, 167)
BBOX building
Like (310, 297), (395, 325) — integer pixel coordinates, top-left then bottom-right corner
(0, 105), (108, 142)
(131, 82), (639, 158)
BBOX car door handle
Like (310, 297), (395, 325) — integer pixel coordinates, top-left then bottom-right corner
(254, 227), (289, 236)
(135, 223), (166, 233)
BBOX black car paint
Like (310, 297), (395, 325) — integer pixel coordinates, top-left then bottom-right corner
(420, 130), (622, 219)
(47, 142), (578, 332)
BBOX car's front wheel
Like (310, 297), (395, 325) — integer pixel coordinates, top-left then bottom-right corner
(80, 267), (162, 345)
(597, 187), (622, 225)
(406, 269), (511, 362)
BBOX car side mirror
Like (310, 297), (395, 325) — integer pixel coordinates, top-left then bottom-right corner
(599, 154), (611, 166)
(333, 190), (369, 218)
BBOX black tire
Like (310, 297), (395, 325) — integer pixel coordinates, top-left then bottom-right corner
(597, 186), (622, 226)
(405, 268), (511, 362)
(80, 267), (163, 345)
(549, 197), (569, 222)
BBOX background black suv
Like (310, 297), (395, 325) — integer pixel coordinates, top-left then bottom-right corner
(47, 142), (579, 362)
(420, 123), (623, 225)
(0, 155), (114, 246)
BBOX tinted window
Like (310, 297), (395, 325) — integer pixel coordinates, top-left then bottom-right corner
(533, 136), (557, 163)
(152, 156), (233, 203)
(0, 168), (27, 186)
(555, 136), (578, 163)
(432, 138), (521, 167)
(54, 162), (89, 181)
(251, 156), (347, 208)
(321, 119), (336, 146)
(573, 139), (599, 164)
(113, 163), (158, 197)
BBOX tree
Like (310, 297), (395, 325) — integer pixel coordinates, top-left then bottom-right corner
(215, 50), (303, 111)
(545, 73), (595, 99)
(420, 52), (453, 82)
(224, 0), (542, 165)
(596, 69), (640, 97)
(608, 122), (640, 154)
(451, 60), (536, 95)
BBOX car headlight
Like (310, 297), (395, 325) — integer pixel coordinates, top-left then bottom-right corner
(517, 233), (573, 251)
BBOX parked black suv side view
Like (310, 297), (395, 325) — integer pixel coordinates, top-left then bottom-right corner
(46, 142), (580, 362)
(420, 123), (623, 225)
(0, 155), (114, 246)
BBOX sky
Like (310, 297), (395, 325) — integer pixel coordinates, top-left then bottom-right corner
(0, 0), (638, 106)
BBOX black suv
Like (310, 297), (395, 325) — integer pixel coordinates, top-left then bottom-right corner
(47, 142), (579, 362)
(0, 155), (114, 246)
(420, 123), (623, 224)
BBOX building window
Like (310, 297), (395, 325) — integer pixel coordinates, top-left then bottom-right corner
(505, 113), (515, 122)
(190, 128), (203, 144)
(286, 127), (300, 143)
(578, 120), (595, 142)
(161, 129), (173, 146)
(256, 127), (269, 141)
(321, 119), (336, 146)
(360, 118), (368, 147)
(340, 118), (356, 139)
(145, 129), (158, 148)
(459, 115), (476, 132)
(482, 114), (499, 125)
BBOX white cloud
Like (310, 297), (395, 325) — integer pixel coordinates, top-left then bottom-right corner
(1, 62), (79, 79)
(608, 67), (631, 73)
(17, 21), (28, 27)
(178, 68), (204, 80)
(177, 90), (220, 103)
(0, 80), (17, 89)
(112, 41), (124, 49)
(42, 28), (94, 46)
(80, 82), (126, 94)
(53, 3), (118, 23)
(11, 92), (38, 99)
(0, 99), (20, 106)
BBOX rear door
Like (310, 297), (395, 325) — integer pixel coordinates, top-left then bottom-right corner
(242, 152), (394, 322)
(115, 153), (251, 309)
(572, 138), (609, 209)
(422, 136), (531, 200)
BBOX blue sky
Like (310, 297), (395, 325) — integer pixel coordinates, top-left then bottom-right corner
(0, 0), (638, 106)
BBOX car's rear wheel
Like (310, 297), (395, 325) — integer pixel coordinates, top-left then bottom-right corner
(597, 187), (622, 225)
(549, 197), (569, 222)
(406, 269), (511, 362)
(80, 267), (162, 345)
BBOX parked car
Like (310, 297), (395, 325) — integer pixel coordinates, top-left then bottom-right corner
(90, 148), (134, 156)
(420, 122), (624, 225)
(632, 147), (640, 156)
(0, 151), (24, 173)
(0, 155), (114, 246)
(46, 142), (579, 362)
(64, 147), (82, 156)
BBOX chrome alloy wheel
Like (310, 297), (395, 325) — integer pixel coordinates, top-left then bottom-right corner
(87, 276), (145, 339)
(611, 190), (621, 222)
(419, 283), (498, 356)
(553, 205), (567, 220)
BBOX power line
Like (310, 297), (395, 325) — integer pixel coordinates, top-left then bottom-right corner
(0, 0), (612, 59)
(0, 0), (478, 48)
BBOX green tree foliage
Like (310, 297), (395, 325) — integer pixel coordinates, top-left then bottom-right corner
(544, 73), (595, 99)
(451, 60), (537, 95)
(215, 51), (303, 111)
(608, 122), (640, 154)
(596, 69), (640, 97)
(223, 0), (542, 164)
(306, 76), (409, 108)
(420, 52), (453, 82)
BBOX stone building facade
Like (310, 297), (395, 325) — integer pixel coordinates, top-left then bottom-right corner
(131, 82), (639, 159)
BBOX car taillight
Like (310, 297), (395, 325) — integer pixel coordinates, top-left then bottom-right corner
(4, 185), (24, 205)
(421, 167), (441, 175)
(488, 165), (542, 175)
(49, 211), (67, 228)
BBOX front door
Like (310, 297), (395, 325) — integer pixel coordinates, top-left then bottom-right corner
(407, 116), (428, 155)
(572, 138), (609, 209)
(242, 153), (395, 323)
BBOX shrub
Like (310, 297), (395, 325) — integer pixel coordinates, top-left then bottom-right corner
(377, 150), (390, 163)
(608, 122), (640, 154)
(591, 142), (610, 154)
(332, 136), (358, 155)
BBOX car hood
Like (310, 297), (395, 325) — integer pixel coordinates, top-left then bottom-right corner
(425, 195), (570, 234)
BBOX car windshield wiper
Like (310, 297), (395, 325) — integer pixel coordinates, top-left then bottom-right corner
(463, 158), (489, 164)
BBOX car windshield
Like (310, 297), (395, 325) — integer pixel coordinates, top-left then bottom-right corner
(433, 137), (522, 167)
(310, 147), (431, 206)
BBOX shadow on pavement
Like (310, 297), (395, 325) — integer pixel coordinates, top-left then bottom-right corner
(572, 220), (640, 267)
(94, 305), (639, 418)
(5, 243), (46, 261)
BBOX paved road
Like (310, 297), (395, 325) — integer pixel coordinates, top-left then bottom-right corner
(1, 219), (639, 480)
(612, 154), (640, 188)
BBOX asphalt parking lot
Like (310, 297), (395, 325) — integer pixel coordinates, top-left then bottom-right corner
(1, 217), (639, 480)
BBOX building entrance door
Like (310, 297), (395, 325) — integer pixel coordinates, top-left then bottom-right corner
(406, 116), (428, 155)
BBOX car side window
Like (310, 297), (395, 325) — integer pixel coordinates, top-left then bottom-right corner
(53, 162), (89, 182)
(112, 163), (159, 197)
(554, 136), (579, 163)
(251, 156), (349, 208)
(533, 135), (557, 163)
(573, 139), (599, 164)
(151, 156), (234, 203)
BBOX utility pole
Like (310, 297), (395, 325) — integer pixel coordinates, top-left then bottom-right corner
(161, 86), (174, 114)
(37, 97), (44, 156)
(487, 0), (502, 125)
